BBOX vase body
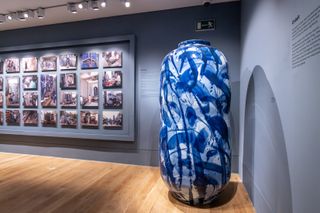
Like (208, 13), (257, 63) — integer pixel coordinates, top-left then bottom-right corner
(159, 39), (231, 205)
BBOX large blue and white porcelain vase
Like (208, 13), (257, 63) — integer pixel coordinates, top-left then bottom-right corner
(159, 39), (231, 205)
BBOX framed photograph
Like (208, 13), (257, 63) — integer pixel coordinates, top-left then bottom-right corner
(40, 56), (57, 71)
(5, 58), (20, 73)
(104, 90), (123, 109)
(23, 110), (38, 126)
(103, 111), (123, 129)
(103, 71), (122, 88)
(21, 57), (38, 72)
(60, 91), (77, 108)
(0, 93), (3, 108)
(0, 111), (3, 125)
(80, 111), (99, 129)
(0, 59), (4, 74)
(23, 92), (38, 108)
(80, 72), (99, 109)
(102, 51), (122, 68)
(60, 110), (77, 128)
(0, 77), (3, 91)
(23, 75), (38, 90)
(6, 110), (20, 126)
(60, 73), (76, 90)
(41, 74), (57, 108)
(59, 54), (77, 70)
(6, 76), (20, 108)
(41, 110), (57, 127)
(80, 52), (99, 69)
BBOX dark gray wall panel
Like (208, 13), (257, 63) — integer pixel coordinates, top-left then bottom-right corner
(0, 2), (240, 167)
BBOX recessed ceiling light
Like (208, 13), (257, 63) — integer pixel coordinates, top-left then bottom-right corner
(78, 3), (84, 9)
(7, 15), (12, 20)
(23, 12), (28, 18)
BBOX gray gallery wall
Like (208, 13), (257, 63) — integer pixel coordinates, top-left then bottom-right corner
(243, 66), (292, 213)
(240, 0), (320, 212)
(0, 2), (241, 169)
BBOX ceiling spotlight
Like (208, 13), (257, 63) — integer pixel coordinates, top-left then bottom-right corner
(100, 0), (107, 8)
(23, 12), (28, 18)
(18, 11), (26, 21)
(67, 3), (78, 14)
(90, 0), (100, 10)
(7, 14), (13, 20)
(0, 15), (5, 24)
(36, 8), (45, 19)
(78, 1), (89, 9)
(121, 0), (130, 8)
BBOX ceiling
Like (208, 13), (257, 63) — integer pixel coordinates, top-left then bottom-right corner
(0, 0), (238, 31)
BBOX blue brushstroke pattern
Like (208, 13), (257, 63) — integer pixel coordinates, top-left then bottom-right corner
(159, 39), (231, 205)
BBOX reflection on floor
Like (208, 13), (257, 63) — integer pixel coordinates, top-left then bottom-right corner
(0, 153), (255, 213)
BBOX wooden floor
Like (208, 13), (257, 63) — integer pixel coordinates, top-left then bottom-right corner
(0, 152), (255, 213)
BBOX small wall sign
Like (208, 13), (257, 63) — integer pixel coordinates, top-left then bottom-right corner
(196, 19), (216, 31)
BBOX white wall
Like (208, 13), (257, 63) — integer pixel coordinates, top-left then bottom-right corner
(240, 0), (320, 212)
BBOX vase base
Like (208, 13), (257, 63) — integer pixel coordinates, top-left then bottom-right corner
(170, 190), (222, 206)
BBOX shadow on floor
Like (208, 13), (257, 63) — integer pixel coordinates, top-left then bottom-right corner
(168, 180), (238, 210)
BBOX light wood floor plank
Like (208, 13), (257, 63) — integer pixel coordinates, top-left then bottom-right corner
(0, 152), (255, 213)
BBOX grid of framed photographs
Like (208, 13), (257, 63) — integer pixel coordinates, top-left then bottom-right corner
(0, 36), (134, 141)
